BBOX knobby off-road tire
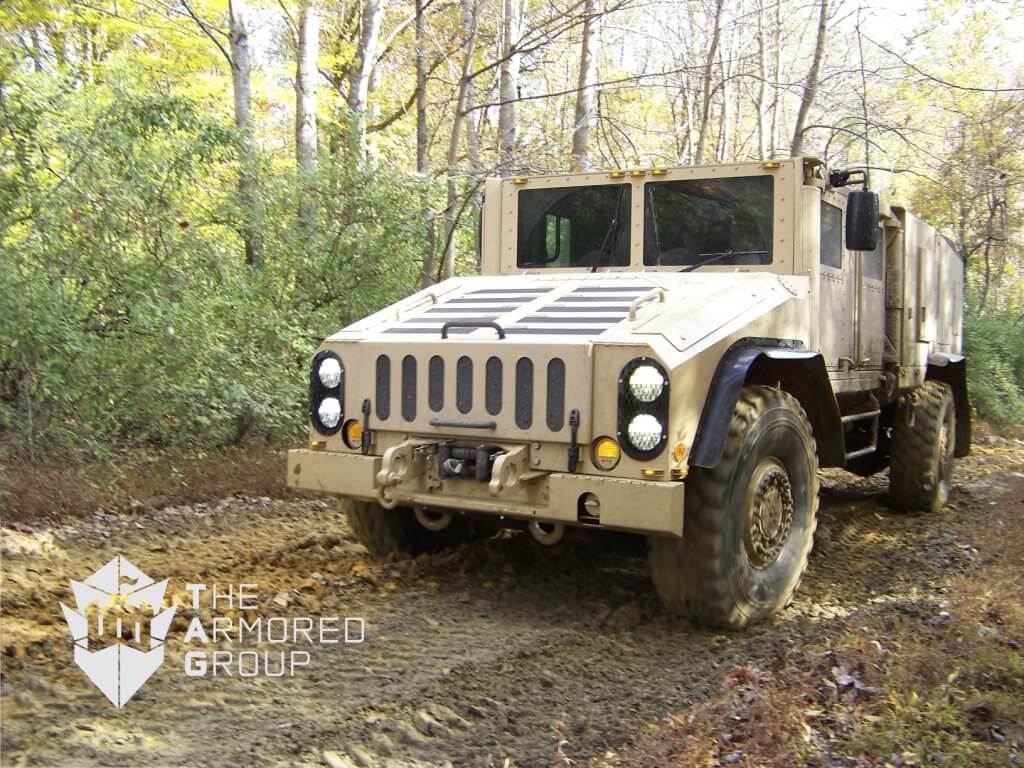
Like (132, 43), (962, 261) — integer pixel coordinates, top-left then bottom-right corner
(342, 498), (488, 557)
(889, 381), (956, 513)
(649, 386), (819, 630)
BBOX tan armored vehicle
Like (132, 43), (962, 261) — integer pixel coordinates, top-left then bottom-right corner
(288, 157), (970, 629)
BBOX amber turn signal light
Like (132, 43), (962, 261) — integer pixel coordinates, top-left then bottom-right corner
(591, 436), (621, 471)
(342, 419), (363, 449)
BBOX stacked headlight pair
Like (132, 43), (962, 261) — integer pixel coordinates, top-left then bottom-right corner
(618, 357), (669, 460)
(310, 351), (344, 435)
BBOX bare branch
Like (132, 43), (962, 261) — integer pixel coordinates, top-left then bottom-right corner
(181, 0), (232, 66)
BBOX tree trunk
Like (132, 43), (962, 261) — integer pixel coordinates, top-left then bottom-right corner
(416, 0), (436, 288)
(769, 0), (781, 158)
(440, 0), (478, 281)
(229, 0), (263, 266)
(464, 3), (483, 266)
(755, 0), (767, 159)
(497, 0), (521, 173)
(347, 0), (384, 160)
(29, 28), (46, 72)
(571, 0), (600, 172)
(719, 23), (735, 162)
(790, 0), (829, 157)
(295, 0), (319, 229)
(694, 0), (723, 163)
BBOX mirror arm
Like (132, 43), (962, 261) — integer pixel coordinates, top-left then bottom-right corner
(828, 168), (870, 190)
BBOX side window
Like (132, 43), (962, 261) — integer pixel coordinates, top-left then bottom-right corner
(820, 201), (843, 269)
(861, 229), (884, 281)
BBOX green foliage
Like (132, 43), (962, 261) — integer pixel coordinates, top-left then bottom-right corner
(0, 67), (427, 460)
(847, 627), (1024, 767)
(964, 304), (1024, 429)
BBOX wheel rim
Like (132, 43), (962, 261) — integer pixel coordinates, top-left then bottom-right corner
(743, 457), (795, 569)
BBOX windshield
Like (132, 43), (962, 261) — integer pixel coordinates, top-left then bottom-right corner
(643, 176), (774, 267)
(517, 185), (631, 268)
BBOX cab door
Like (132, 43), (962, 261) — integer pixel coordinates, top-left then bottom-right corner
(855, 229), (886, 368)
(818, 195), (856, 370)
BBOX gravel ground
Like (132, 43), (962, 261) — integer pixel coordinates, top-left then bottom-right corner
(2, 437), (1022, 767)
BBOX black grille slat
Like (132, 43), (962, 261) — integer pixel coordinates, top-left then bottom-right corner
(554, 296), (634, 303)
(375, 355), (391, 419)
(468, 288), (552, 295)
(401, 355), (417, 421)
(485, 357), (503, 416)
(410, 314), (502, 321)
(521, 316), (622, 324)
(456, 356), (473, 414)
(515, 358), (533, 428)
(428, 356), (444, 412)
(505, 328), (598, 335)
(383, 327), (474, 334)
(532, 306), (630, 313)
(546, 359), (566, 431)
(446, 297), (528, 304)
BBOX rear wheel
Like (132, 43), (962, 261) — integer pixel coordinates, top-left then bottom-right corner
(649, 386), (819, 629)
(342, 499), (487, 557)
(889, 381), (956, 513)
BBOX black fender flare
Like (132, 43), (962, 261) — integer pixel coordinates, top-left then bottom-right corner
(690, 340), (845, 469)
(926, 352), (971, 457)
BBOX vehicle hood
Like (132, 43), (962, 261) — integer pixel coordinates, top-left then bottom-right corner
(332, 272), (804, 352)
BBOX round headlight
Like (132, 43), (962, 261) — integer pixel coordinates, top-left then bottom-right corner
(629, 365), (665, 403)
(318, 357), (342, 389)
(317, 397), (342, 429)
(627, 413), (663, 452)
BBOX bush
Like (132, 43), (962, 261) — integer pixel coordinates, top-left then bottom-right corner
(0, 69), (429, 460)
(964, 306), (1024, 429)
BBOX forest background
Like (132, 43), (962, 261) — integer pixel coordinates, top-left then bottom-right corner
(1, 0), (1021, 489)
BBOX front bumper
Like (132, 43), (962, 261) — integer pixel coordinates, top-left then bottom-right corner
(287, 448), (684, 537)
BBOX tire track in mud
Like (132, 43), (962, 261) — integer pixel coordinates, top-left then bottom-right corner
(2, 443), (1022, 767)
(283, 475), (1005, 767)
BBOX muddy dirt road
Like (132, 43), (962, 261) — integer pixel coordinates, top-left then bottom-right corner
(2, 439), (1023, 767)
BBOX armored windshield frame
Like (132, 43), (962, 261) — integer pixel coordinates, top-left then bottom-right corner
(486, 160), (802, 275)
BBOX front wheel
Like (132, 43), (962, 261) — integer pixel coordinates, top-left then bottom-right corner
(649, 386), (819, 629)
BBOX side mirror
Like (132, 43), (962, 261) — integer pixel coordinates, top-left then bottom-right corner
(846, 189), (879, 251)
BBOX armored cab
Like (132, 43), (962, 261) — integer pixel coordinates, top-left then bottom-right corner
(288, 157), (969, 629)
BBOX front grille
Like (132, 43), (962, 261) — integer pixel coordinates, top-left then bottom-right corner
(372, 350), (580, 438)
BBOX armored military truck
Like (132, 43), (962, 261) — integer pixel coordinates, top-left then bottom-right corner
(287, 157), (970, 629)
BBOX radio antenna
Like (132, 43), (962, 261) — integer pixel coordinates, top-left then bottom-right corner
(856, 4), (871, 188)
